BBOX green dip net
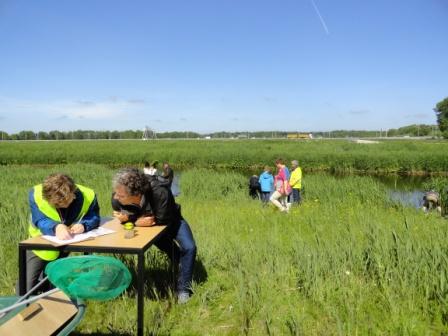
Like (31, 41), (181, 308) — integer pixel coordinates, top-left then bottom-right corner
(45, 256), (132, 301)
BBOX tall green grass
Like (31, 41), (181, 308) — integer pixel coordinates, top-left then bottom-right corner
(1, 165), (447, 334)
(1, 139), (448, 173)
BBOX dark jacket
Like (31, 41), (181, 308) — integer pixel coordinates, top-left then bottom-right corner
(111, 175), (181, 237)
(162, 166), (174, 188)
(249, 175), (261, 190)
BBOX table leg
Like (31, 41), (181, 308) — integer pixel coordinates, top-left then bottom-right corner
(137, 252), (144, 336)
(18, 246), (27, 295)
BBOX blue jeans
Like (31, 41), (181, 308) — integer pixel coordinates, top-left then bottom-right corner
(155, 219), (197, 293)
(292, 188), (301, 204)
(261, 192), (271, 203)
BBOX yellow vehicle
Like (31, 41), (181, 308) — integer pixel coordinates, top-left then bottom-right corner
(287, 133), (312, 139)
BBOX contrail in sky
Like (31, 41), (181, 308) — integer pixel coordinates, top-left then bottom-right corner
(310, 0), (329, 35)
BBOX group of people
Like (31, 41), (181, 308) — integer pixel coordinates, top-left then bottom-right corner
(23, 165), (196, 304)
(251, 162), (445, 215)
(143, 160), (174, 188)
(249, 158), (302, 212)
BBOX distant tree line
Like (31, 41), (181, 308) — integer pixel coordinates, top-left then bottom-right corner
(0, 130), (202, 140)
(312, 124), (440, 139)
(0, 124), (442, 141)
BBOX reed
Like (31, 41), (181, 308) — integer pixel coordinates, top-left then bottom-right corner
(1, 164), (447, 334)
(1, 139), (448, 174)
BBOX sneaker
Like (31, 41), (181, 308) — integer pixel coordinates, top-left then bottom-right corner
(177, 291), (190, 304)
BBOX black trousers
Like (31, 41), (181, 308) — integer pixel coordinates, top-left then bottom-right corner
(16, 250), (67, 295)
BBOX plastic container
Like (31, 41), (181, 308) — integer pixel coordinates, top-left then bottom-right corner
(123, 222), (135, 239)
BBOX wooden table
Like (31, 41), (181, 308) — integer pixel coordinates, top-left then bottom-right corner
(18, 219), (167, 336)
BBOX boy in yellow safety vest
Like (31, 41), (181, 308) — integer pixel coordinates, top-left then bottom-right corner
(23, 173), (100, 294)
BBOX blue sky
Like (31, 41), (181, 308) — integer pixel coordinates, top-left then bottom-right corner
(0, 0), (447, 133)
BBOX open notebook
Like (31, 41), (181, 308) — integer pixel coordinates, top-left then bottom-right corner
(41, 227), (115, 246)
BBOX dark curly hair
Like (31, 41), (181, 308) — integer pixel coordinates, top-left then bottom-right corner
(112, 168), (150, 196)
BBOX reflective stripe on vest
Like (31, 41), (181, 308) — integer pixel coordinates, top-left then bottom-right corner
(29, 184), (95, 261)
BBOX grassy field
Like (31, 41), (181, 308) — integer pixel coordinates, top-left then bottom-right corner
(1, 164), (448, 335)
(1, 139), (448, 174)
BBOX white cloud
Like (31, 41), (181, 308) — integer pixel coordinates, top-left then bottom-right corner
(0, 97), (146, 121)
(127, 99), (145, 104)
(349, 109), (370, 115)
(54, 101), (124, 120)
(405, 113), (429, 119)
(0, 96), (151, 132)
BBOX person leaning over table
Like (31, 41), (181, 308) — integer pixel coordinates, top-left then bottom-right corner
(111, 168), (197, 304)
(20, 173), (100, 294)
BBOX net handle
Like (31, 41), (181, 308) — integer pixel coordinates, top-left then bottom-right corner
(0, 276), (50, 318)
(0, 288), (60, 316)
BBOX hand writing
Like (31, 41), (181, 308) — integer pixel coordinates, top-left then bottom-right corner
(55, 224), (72, 240)
(69, 223), (85, 234)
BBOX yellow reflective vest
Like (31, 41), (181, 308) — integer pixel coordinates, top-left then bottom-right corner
(289, 167), (302, 189)
(29, 184), (95, 261)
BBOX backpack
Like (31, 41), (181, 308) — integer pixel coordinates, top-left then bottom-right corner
(146, 175), (182, 217)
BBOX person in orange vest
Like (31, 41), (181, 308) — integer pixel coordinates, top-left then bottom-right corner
(23, 173), (100, 294)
